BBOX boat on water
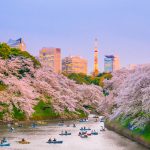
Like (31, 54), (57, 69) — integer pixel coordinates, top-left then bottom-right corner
(86, 133), (92, 136)
(80, 127), (91, 131)
(18, 141), (30, 144)
(58, 123), (64, 126)
(79, 119), (88, 122)
(18, 124), (23, 128)
(80, 134), (88, 138)
(59, 131), (71, 136)
(91, 131), (98, 135)
(18, 139), (30, 144)
(47, 140), (63, 144)
(0, 143), (10, 146)
(78, 131), (87, 136)
(0, 138), (10, 147)
(31, 123), (37, 128)
(73, 124), (76, 127)
(9, 127), (15, 132)
(100, 128), (106, 131)
(37, 121), (47, 125)
(93, 115), (99, 118)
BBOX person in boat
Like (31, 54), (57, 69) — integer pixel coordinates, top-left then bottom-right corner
(18, 124), (23, 127)
(10, 127), (14, 130)
(53, 138), (56, 142)
(2, 137), (6, 142)
(22, 138), (25, 142)
(1, 138), (5, 144)
(48, 138), (52, 142)
(65, 131), (67, 134)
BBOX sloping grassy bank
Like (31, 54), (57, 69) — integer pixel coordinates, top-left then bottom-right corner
(30, 97), (88, 121)
(105, 121), (150, 148)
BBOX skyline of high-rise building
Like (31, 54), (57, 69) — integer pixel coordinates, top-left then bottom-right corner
(113, 55), (120, 71)
(7, 38), (26, 51)
(4, 37), (123, 74)
(39, 47), (61, 73)
(104, 55), (120, 73)
(62, 56), (87, 74)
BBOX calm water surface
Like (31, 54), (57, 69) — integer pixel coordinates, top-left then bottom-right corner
(0, 117), (148, 150)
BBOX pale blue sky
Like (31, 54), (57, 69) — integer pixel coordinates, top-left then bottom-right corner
(0, 0), (150, 73)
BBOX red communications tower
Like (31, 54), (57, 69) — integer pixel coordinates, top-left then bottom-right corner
(93, 38), (99, 76)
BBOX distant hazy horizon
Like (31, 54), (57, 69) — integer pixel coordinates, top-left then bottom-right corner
(0, 0), (150, 73)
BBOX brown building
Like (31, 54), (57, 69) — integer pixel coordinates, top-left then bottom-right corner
(39, 47), (61, 73)
(62, 56), (87, 74)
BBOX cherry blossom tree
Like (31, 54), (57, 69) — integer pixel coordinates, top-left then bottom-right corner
(0, 56), (104, 121)
(103, 64), (150, 129)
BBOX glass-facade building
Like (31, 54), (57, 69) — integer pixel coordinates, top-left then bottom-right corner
(104, 55), (114, 73)
(104, 55), (120, 73)
(7, 38), (26, 51)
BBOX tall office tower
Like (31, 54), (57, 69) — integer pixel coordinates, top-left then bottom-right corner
(7, 38), (26, 51)
(104, 55), (120, 73)
(113, 55), (120, 71)
(62, 56), (87, 74)
(93, 38), (99, 76)
(39, 47), (61, 73)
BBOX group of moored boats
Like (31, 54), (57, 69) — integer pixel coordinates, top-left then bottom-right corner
(78, 127), (101, 138)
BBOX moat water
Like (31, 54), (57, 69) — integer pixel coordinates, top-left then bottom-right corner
(0, 116), (148, 150)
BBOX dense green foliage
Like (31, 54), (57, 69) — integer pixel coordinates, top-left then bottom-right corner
(75, 109), (88, 118)
(106, 120), (150, 148)
(12, 105), (26, 121)
(0, 43), (40, 67)
(115, 114), (150, 142)
(32, 99), (59, 120)
(64, 73), (112, 87)
(142, 123), (150, 141)
(0, 102), (9, 120)
(0, 112), (3, 120)
(18, 67), (30, 78)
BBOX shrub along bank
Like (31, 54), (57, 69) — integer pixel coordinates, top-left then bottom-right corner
(106, 119), (150, 148)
